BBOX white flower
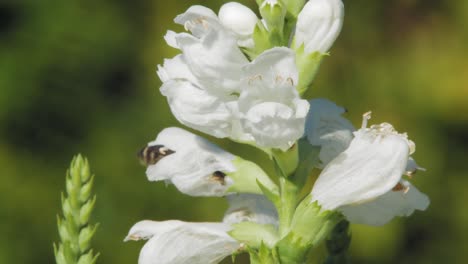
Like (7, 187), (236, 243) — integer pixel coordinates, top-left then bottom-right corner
(311, 112), (429, 225)
(158, 6), (250, 139)
(144, 127), (236, 196)
(218, 2), (258, 48)
(238, 47), (310, 150)
(171, 6), (248, 95)
(305, 98), (355, 167)
(294, 0), (344, 53)
(223, 194), (278, 226)
(125, 220), (240, 264)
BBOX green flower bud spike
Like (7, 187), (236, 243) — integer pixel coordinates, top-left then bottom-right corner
(54, 154), (99, 264)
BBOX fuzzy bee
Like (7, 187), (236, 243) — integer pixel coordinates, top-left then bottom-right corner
(137, 145), (175, 166)
(210, 170), (226, 185)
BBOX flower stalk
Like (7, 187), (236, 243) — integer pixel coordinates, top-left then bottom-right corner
(54, 155), (99, 264)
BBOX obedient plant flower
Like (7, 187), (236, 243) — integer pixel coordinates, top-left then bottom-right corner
(311, 112), (429, 225)
(223, 193), (278, 226)
(305, 98), (354, 168)
(159, 6), (248, 138)
(218, 2), (258, 48)
(238, 47), (310, 150)
(125, 220), (240, 264)
(142, 127), (235, 196)
(140, 127), (277, 197)
(293, 0), (344, 54)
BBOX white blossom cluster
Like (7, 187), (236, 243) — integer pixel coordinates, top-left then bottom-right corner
(126, 1), (429, 263)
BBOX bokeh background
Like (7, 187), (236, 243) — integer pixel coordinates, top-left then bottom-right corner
(1, 0), (467, 263)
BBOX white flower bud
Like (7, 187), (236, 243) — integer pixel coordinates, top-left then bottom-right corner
(219, 2), (258, 37)
(294, 0), (344, 53)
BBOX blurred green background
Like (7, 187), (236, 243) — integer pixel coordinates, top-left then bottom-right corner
(1, 0), (467, 263)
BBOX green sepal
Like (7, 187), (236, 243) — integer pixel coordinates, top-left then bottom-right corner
(256, 179), (280, 207)
(272, 145), (299, 177)
(249, 242), (281, 264)
(279, 0), (306, 19)
(226, 157), (278, 195)
(62, 241), (76, 264)
(54, 243), (66, 264)
(251, 21), (272, 59)
(79, 175), (94, 203)
(275, 197), (342, 263)
(79, 224), (99, 253)
(57, 216), (70, 243)
(77, 250), (99, 264)
(229, 222), (279, 248)
(260, 0), (287, 47)
(293, 44), (328, 96)
(291, 138), (321, 188)
(80, 196), (96, 225)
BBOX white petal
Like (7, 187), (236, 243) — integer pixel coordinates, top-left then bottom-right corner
(241, 101), (308, 150)
(163, 30), (179, 49)
(145, 127), (236, 196)
(238, 48), (308, 150)
(174, 5), (219, 38)
(125, 220), (185, 241)
(160, 80), (234, 138)
(294, 0), (344, 53)
(312, 122), (412, 209)
(339, 181), (430, 226)
(127, 220), (239, 264)
(157, 55), (199, 85)
(223, 194), (278, 226)
(175, 23), (247, 95)
(242, 47), (298, 89)
(305, 99), (354, 167)
(219, 2), (258, 36)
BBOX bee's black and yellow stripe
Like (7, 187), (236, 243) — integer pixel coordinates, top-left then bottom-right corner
(137, 145), (175, 166)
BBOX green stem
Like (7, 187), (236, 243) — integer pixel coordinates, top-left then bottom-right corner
(278, 176), (298, 237)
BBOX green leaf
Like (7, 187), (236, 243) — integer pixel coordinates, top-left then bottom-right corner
(77, 250), (100, 264)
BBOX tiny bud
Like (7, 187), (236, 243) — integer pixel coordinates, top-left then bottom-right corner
(219, 2), (258, 36)
(294, 0), (344, 53)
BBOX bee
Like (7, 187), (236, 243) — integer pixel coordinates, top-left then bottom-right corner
(210, 170), (226, 185)
(137, 145), (175, 166)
